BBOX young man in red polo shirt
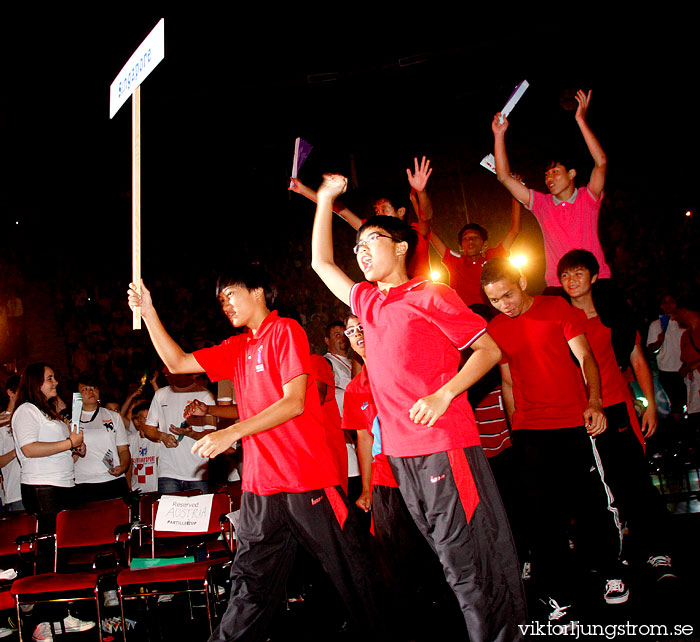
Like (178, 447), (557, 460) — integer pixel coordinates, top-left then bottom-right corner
(481, 257), (627, 621)
(127, 265), (384, 642)
(312, 173), (527, 642)
(430, 198), (521, 307)
(557, 249), (675, 583)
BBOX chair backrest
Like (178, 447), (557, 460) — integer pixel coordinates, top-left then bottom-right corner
(0, 514), (38, 557)
(56, 498), (130, 549)
(151, 493), (232, 543)
(138, 489), (202, 527)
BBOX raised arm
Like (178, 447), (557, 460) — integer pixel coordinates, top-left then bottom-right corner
(500, 197), (522, 252)
(406, 156), (433, 238)
(567, 334), (606, 435)
(629, 343), (658, 437)
(574, 90), (607, 200)
(290, 177), (364, 230)
(191, 374), (308, 458)
(492, 114), (531, 206)
(430, 229), (449, 259)
(311, 174), (357, 306)
(409, 332), (502, 427)
(127, 280), (204, 375)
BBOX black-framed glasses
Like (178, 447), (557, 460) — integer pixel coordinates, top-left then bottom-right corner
(344, 324), (363, 337)
(353, 232), (395, 255)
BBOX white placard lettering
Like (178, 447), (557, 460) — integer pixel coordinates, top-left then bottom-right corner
(154, 493), (214, 533)
(109, 19), (165, 119)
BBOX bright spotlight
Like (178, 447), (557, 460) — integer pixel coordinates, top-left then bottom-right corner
(509, 255), (527, 268)
(685, 210), (692, 217)
(431, 270), (442, 281)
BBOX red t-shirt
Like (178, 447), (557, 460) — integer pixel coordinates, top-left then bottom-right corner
(350, 278), (487, 457)
(310, 354), (342, 431)
(193, 312), (346, 495)
(571, 308), (631, 407)
(342, 366), (397, 488)
(441, 244), (507, 306)
(487, 296), (588, 431)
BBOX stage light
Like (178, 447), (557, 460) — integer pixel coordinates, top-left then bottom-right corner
(510, 255), (527, 268)
(431, 270), (442, 281)
(685, 210), (692, 217)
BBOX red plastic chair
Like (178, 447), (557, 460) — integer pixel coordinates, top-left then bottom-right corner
(117, 492), (234, 639)
(11, 499), (131, 642)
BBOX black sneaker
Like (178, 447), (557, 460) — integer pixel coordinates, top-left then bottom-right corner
(647, 555), (677, 582)
(604, 579), (629, 605)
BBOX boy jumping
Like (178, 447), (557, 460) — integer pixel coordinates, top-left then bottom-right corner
(311, 173), (526, 642)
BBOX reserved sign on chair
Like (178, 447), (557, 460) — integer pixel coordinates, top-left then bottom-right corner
(154, 494), (214, 533)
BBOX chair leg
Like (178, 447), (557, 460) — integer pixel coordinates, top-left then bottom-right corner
(15, 602), (24, 642)
(119, 587), (128, 642)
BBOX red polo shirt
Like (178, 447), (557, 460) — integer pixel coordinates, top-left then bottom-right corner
(487, 296), (588, 431)
(342, 366), (398, 488)
(441, 244), (507, 306)
(193, 311), (345, 495)
(350, 278), (487, 457)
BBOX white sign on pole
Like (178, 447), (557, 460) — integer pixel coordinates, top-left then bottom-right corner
(154, 494), (214, 533)
(109, 19), (165, 119)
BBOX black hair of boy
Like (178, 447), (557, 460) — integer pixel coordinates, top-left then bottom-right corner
(216, 262), (278, 309)
(480, 257), (522, 289)
(557, 249), (600, 279)
(357, 215), (418, 272)
(458, 224), (488, 245)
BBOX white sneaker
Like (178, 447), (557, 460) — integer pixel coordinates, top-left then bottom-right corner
(32, 623), (53, 642)
(61, 613), (96, 633)
(604, 579), (629, 605)
(0, 627), (14, 639)
(104, 589), (119, 607)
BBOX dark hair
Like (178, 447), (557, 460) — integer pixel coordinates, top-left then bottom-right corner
(480, 257), (522, 288)
(458, 223), (488, 245)
(545, 158), (576, 173)
(77, 371), (100, 388)
(325, 320), (345, 337)
(5, 374), (20, 394)
(343, 313), (359, 326)
(14, 363), (63, 421)
(556, 249), (600, 279)
(215, 262), (278, 308)
(373, 192), (407, 214)
(357, 215), (418, 270)
(132, 401), (151, 416)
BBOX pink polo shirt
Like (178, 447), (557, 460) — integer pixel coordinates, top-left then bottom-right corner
(529, 187), (611, 286)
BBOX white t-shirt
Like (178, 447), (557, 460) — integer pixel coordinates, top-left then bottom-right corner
(647, 318), (683, 372)
(127, 428), (160, 493)
(0, 423), (21, 504)
(146, 386), (215, 482)
(74, 407), (129, 484)
(12, 403), (74, 487)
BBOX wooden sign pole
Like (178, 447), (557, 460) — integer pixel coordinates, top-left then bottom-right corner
(132, 86), (142, 329)
(109, 18), (164, 330)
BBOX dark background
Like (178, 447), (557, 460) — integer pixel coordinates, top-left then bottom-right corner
(0, 10), (696, 295)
